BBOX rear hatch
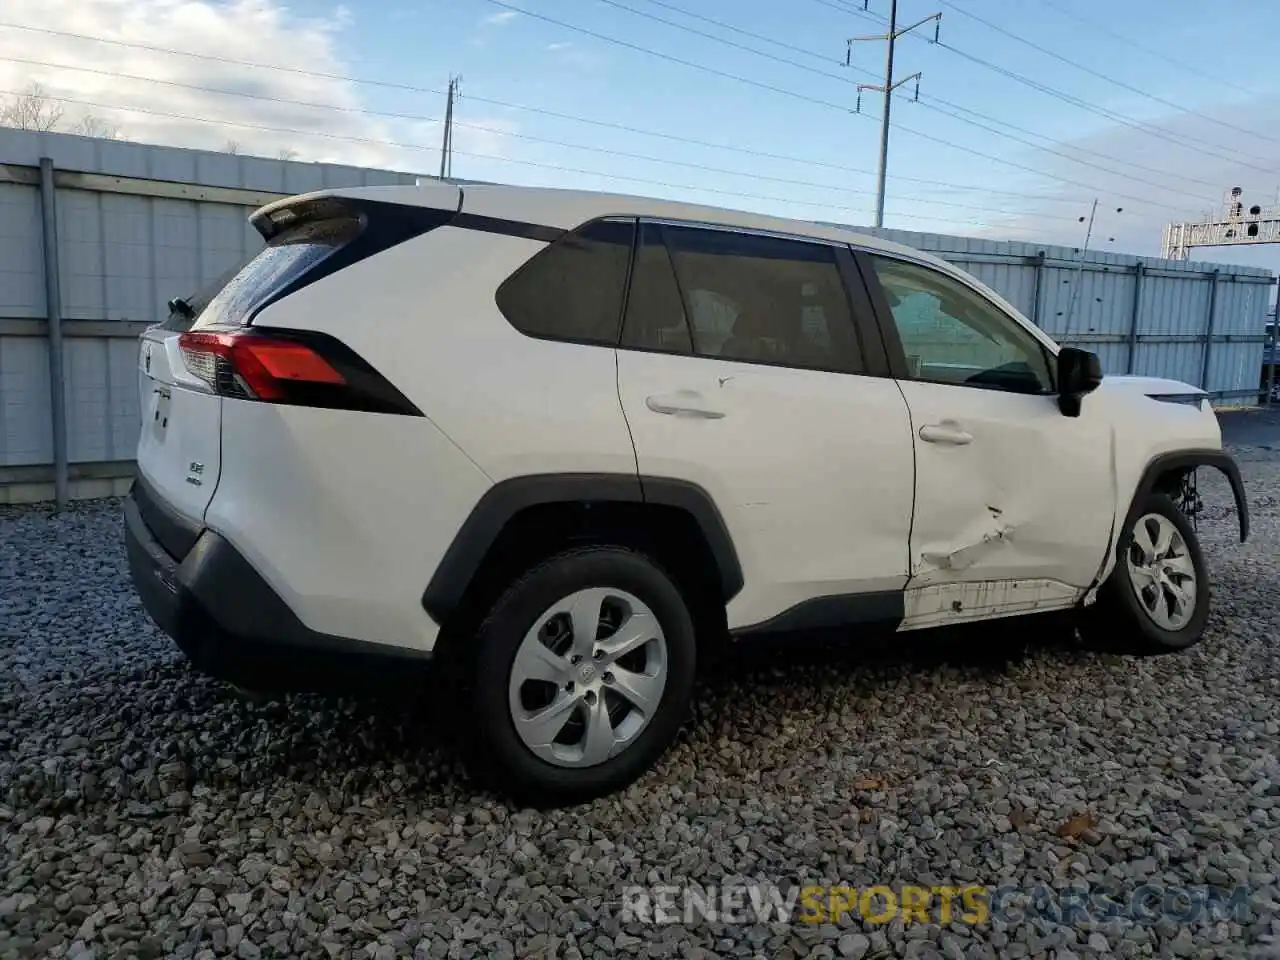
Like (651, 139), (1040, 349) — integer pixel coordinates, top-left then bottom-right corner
(135, 264), (245, 533)
(134, 186), (461, 542)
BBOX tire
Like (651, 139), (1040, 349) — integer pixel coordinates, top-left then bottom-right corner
(458, 545), (697, 807)
(1084, 492), (1211, 655)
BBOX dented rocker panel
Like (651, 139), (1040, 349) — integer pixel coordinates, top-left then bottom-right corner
(899, 578), (1084, 631)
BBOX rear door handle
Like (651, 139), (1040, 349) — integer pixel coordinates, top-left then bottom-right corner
(645, 390), (726, 419)
(918, 421), (973, 445)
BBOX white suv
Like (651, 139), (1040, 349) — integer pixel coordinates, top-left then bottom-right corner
(125, 183), (1249, 805)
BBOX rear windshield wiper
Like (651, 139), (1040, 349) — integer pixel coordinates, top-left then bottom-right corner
(167, 296), (195, 320)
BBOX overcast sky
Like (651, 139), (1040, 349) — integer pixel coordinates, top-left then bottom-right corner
(2, 0), (1278, 281)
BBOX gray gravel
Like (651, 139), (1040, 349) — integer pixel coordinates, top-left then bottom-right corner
(3, 428), (1279, 959)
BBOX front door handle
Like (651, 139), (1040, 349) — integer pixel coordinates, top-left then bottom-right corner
(645, 390), (726, 419)
(918, 421), (973, 445)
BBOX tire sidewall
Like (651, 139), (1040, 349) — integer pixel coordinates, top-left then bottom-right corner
(468, 547), (697, 806)
(1106, 493), (1211, 651)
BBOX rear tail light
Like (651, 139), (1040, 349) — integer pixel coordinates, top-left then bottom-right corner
(177, 328), (422, 416)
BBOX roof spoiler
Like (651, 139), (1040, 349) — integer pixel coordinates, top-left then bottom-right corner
(250, 183), (465, 241)
(249, 193), (359, 241)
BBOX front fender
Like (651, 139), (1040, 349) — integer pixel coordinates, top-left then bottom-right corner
(1083, 448), (1249, 607)
(1125, 449), (1250, 543)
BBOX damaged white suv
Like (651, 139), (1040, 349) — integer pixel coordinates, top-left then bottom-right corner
(125, 183), (1249, 805)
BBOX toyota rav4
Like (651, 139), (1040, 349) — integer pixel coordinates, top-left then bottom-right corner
(124, 183), (1250, 806)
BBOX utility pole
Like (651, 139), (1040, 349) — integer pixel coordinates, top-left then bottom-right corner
(847, 1), (941, 228)
(1064, 200), (1123, 339)
(439, 75), (461, 180)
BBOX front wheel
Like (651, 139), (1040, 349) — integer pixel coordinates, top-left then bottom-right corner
(460, 546), (697, 807)
(1084, 492), (1211, 655)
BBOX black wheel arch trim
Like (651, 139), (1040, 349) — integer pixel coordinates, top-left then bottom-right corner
(1125, 448), (1249, 543)
(421, 473), (745, 625)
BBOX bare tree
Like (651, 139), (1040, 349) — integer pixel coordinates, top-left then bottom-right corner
(0, 82), (64, 132)
(277, 147), (300, 161)
(68, 114), (122, 139)
(223, 139), (241, 155)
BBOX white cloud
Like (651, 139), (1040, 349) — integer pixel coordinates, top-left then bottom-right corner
(0, 0), (504, 173)
(481, 10), (520, 26)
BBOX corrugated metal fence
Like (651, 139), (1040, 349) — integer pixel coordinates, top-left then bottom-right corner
(2, 129), (1276, 503)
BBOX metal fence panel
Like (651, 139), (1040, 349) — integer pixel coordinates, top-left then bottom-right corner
(0, 181), (44, 318)
(0, 336), (52, 465)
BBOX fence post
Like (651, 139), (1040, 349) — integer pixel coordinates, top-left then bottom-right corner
(1200, 269), (1220, 392)
(1126, 261), (1144, 374)
(1030, 252), (1046, 331)
(1266, 278), (1279, 407)
(38, 156), (69, 509)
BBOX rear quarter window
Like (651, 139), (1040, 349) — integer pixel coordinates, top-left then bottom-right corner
(496, 218), (636, 346)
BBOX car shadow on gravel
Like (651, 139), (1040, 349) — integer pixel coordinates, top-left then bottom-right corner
(702, 610), (1086, 684)
(130, 613), (1086, 807)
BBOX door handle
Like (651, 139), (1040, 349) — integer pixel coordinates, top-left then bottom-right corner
(645, 391), (726, 419)
(918, 421), (973, 445)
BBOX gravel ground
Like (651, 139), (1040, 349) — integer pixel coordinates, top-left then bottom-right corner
(3, 424), (1279, 960)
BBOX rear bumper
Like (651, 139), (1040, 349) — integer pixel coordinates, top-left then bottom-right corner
(124, 485), (432, 694)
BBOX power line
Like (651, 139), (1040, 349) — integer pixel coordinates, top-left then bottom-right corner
(920, 94), (1223, 195)
(569, 0), (1227, 209)
(934, 39), (1274, 174)
(915, 99), (1221, 203)
(623, 0), (850, 69)
(0, 19), (1179, 209)
(1033, 0), (1266, 101)
(828, 0), (1278, 173)
(475, 0), (1198, 214)
(630, 0), (1228, 200)
(481, 0), (851, 113)
(0, 85), (1061, 233)
(589, 0), (853, 85)
(0, 53), (1086, 221)
(942, 0), (1280, 150)
(886, 115), (1190, 214)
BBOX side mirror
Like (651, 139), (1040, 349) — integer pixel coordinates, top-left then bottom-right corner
(167, 296), (194, 320)
(1056, 347), (1103, 417)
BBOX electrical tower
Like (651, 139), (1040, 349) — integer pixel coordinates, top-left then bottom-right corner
(1162, 187), (1280, 259)
(847, 0), (941, 228)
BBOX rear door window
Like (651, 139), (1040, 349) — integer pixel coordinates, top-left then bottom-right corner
(621, 222), (866, 374)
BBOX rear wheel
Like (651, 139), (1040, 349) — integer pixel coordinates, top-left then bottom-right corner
(1084, 492), (1210, 655)
(459, 546), (696, 807)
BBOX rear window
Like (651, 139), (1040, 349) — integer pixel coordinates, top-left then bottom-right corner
(159, 259), (251, 333)
(194, 215), (363, 329)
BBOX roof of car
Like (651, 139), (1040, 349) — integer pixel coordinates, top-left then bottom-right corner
(302, 181), (957, 272)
